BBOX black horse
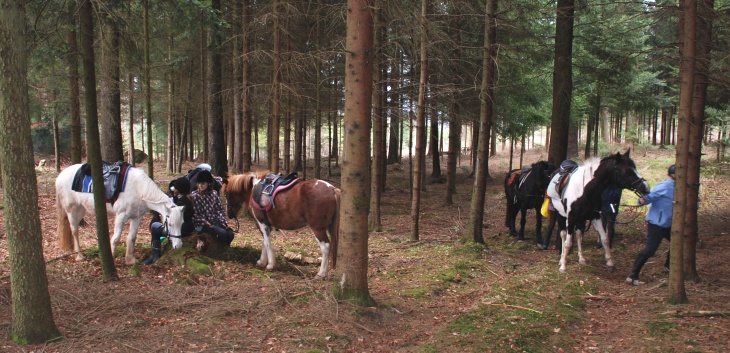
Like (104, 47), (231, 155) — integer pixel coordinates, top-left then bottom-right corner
(504, 160), (558, 242)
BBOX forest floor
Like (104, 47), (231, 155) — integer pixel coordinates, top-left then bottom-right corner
(1, 145), (729, 353)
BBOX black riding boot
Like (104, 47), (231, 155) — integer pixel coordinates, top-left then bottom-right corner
(142, 236), (162, 265)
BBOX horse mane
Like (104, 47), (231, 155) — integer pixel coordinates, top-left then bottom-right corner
(581, 157), (602, 179)
(132, 168), (173, 205)
(224, 170), (268, 195)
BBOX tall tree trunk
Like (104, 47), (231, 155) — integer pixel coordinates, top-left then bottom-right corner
(684, 0), (712, 282)
(548, 0), (574, 164)
(232, 0), (243, 173)
(270, 0), (282, 173)
(200, 13), (208, 162)
(242, 0), (252, 172)
(127, 73), (135, 166)
(81, 0), (118, 281)
(336, 0), (375, 306)
(100, 12), (124, 163)
(369, 2), (383, 232)
(208, 0), (227, 177)
(67, 2), (82, 164)
(430, 107), (441, 179)
(313, 0), (322, 178)
(446, 13), (462, 205)
(144, 0), (154, 177)
(166, 30), (175, 172)
(411, 0), (429, 242)
(669, 0), (696, 304)
(0, 0), (62, 342)
(466, 0), (497, 244)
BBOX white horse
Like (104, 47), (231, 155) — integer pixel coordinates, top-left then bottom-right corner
(547, 151), (650, 273)
(56, 164), (185, 264)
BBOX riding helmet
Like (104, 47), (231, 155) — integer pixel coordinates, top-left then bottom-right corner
(668, 164), (676, 175)
(169, 177), (191, 195)
(196, 170), (214, 184)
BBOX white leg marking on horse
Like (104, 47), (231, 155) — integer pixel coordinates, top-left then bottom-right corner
(69, 213), (84, 261)
(576, 229), (586, 265)
(124, 215), (142, 265)
(593, 219), (614, 269)
(316, 240), (330, 278)
(559, 230), (568, 273)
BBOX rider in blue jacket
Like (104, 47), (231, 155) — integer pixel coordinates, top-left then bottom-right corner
(626, 165), (675, 286)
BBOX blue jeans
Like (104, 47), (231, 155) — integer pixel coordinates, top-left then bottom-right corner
(196, 224), (234, 246)
(628, 223), (671, 280)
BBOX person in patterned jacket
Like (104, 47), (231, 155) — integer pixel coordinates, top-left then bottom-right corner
(191, 170), (234, 246)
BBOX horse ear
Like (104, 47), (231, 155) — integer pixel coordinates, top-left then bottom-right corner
(624, 148), (631, 158)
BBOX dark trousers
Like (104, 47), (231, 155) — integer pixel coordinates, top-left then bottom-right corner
(628, 223), (671, 280)
(199, 224), (234, 246)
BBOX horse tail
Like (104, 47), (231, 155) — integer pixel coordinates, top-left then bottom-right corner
(329, 188), (341, 270)
(57, 195), (73, 251)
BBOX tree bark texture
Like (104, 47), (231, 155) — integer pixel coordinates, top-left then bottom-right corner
(548, 0), (574, 164)
(0, 0), (62, 343)
(335, 0), (375, 306)
(684, 0), (712, 281)
(669, 0), (696, 304)
(369, 2), (383, 232)
(67, 2), (83, 164)
(81, 0), (118, 281)
(411, 0), (429, 242)
(208, 0), (227, 177)
(100, 12), (124, 163)
(466, 0), (496, 244)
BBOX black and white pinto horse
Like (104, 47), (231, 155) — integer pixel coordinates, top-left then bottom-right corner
(547, 151), (650, 273)
(504, 160), (557, 242)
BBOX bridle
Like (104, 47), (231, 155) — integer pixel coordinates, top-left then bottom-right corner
(162, 213), (187, 239)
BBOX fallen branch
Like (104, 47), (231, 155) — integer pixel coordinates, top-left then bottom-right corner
(484, 303), (542, 314)
(662, 310), (730, 318)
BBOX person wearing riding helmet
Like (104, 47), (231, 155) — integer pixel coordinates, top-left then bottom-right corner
(191, 170), (234, 246)
(625, 164), (675, 286)
(142, 176), (195, 265)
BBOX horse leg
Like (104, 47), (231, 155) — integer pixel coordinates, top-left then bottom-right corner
(123, 216), (143, 265)
(506, 203), (517, 237)
(558, 229), (570, 273)
(68, 212), (85, 261)
(109, 213), (127, 258)
(535, 209), (543, 245)
(576, 229), (586, 265)
(312, 228), (330, 279)
(517, 207), (527, 240)
(255, 220), (275, 270)
(593, 218), (615, 271)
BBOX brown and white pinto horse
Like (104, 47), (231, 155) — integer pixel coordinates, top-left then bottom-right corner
(222, 171), (340, 278)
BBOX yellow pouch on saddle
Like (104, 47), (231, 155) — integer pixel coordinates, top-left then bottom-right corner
(540, 197), (551, 218)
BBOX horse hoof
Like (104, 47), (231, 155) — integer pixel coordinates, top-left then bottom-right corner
(559, 268), (567, 274)
(607, 265), (615, 273)
(579, 260), (586, 265)
(536, 244), (547, 250)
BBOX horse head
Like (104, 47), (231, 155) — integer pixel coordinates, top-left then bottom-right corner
(535, 160), (558, 189)
(166, 204), (186, 249)
(222, 172), (262, 219)
(605, 149), (650, 196)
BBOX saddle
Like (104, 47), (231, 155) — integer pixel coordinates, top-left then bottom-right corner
(71, 160), (131, 205)
(507, 166), (532, 188)
(251, 172), (301, 212)
(548, 165), (578, 199)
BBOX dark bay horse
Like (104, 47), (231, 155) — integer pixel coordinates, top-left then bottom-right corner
(504, 160), (557, 242)
(222, 171), (340, 278)
(547, 150), (650, 273)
